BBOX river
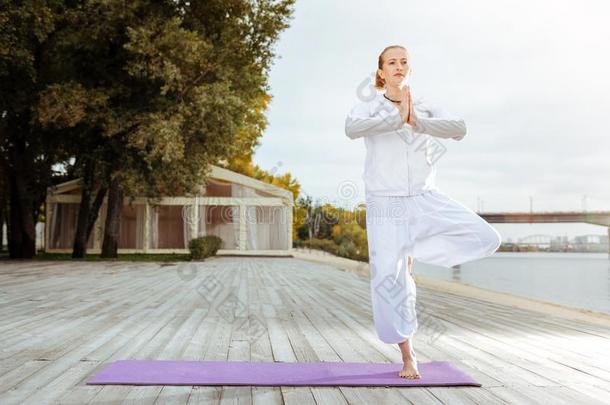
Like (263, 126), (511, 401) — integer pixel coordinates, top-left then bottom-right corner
(414, 252), (610, 314)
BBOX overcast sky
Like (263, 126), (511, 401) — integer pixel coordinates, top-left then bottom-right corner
(254, 0), (610, 240)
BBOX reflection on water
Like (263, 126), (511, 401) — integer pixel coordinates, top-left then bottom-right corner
(413, 252), (610, 314)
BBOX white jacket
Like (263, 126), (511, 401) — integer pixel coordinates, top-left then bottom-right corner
(345, 92), (467, 196)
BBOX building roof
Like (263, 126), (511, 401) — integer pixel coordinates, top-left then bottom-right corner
(47, 164), (294, 205)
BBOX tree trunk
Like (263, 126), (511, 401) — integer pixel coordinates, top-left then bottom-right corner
(0, 201), (5, 252)
(87, 185), (107, 241)
(0, 172), (6, 254)
(73, 160), (108, 258)
(73, 164), (93, 258)
(101, 174), (123, 258)
(73, 183), (107, 258)
(7, 139), (36, 258)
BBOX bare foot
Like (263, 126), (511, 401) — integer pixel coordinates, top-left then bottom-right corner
(399, 353), (421, 379)
(397, 337), (421, 379)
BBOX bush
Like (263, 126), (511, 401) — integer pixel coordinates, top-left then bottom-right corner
(293, 237), (369, 262)
(188, 235), (223, 260)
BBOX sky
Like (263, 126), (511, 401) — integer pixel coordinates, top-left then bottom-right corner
(253, 0), (610, 240)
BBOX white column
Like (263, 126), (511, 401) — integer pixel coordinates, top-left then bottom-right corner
(288, 204), (293, 250)
(191, 197), (198, 241)
(44, 201), (50, 251)
(143, 202), (150, 253)
(239, 204), (247, 250)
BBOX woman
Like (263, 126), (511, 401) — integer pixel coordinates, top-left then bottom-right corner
(344, 45), (502, 379)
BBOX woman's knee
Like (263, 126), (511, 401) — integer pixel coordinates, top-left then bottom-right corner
(368, 257), (394, 285)
(482, 224), (502, 254)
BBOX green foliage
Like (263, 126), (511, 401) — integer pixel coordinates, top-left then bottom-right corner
(294, 238), (339, 255)
(1, 0), (298, 201)
(26, 252), (192, 262)
(331, 221), (368, 260)
(188, 235), (223, 260)
(295, 195), (340, 240)
(0, 0), (297, 257)
(30, 0), (295, 198)
(294, 196), (369, 262)
(294, 235), (369, 263)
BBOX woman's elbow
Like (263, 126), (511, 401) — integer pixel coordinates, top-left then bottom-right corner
(345, 128), (362, 140)
(453, 120), (467, 141)
(344, 118), (362, 140)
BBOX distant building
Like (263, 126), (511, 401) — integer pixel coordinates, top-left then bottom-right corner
(45, 165), (294, 256)
(550, 236), (570, 252)
(573, 234), (609, 253)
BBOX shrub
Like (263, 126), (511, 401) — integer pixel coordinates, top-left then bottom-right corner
(293, 237), (369, 262)
(188, 235), (223, 260)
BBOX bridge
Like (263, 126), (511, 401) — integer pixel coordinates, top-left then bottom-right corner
(478, 210), (610, 258)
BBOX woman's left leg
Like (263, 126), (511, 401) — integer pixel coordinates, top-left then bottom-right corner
(365, 194), (418, 344)
(365, 194), (421, 378)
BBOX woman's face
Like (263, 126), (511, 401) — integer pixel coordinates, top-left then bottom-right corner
(378, 48), (410, 88)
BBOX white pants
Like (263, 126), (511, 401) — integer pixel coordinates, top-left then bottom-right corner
(365, 189), (502, 344)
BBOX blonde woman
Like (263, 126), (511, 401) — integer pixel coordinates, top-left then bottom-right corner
(345, 45), (502, 379)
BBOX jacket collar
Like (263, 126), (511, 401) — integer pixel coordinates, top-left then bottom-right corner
(377, 91), (424, 108)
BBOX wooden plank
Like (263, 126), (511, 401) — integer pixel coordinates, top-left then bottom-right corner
(0, 257), (608, 404)
(241, 259), (283, 405)
(266, 262), (424, 404)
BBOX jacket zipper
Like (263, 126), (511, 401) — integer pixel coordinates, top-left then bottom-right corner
(405, 142), (411, 195)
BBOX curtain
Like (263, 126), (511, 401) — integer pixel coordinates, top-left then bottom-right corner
(197, 205), (206, 237)
(230, 184), (244, 249)
(232, 184), (259, 251)
(49, 203), (59, 248)
(182, 204), (193, 249)
(149, 206), (159, 249)
(152, 205), (185, 249)
(49, 203), (79, 249)
(198, 204), (238, 249)
(259, 206), (289, 250)
(135, 205), (145, 249)
(227, 184), (291, 251)
(118, 203), (145, 249)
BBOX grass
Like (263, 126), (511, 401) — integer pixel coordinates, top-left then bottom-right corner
(0, 250), (192, 262)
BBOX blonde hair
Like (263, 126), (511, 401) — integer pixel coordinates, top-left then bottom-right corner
(375, 45), (410, 90)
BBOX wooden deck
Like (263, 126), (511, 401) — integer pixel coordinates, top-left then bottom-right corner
(0, 257), (609, 404)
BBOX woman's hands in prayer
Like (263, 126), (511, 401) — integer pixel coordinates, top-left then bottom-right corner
(399, 85), (417, 127)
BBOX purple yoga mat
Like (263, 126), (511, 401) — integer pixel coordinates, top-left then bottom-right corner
(87, 360), (481, 387)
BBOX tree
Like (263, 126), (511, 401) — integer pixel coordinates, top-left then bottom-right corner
(0, 0), (76, 258)
(2, 0), (296, 258)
